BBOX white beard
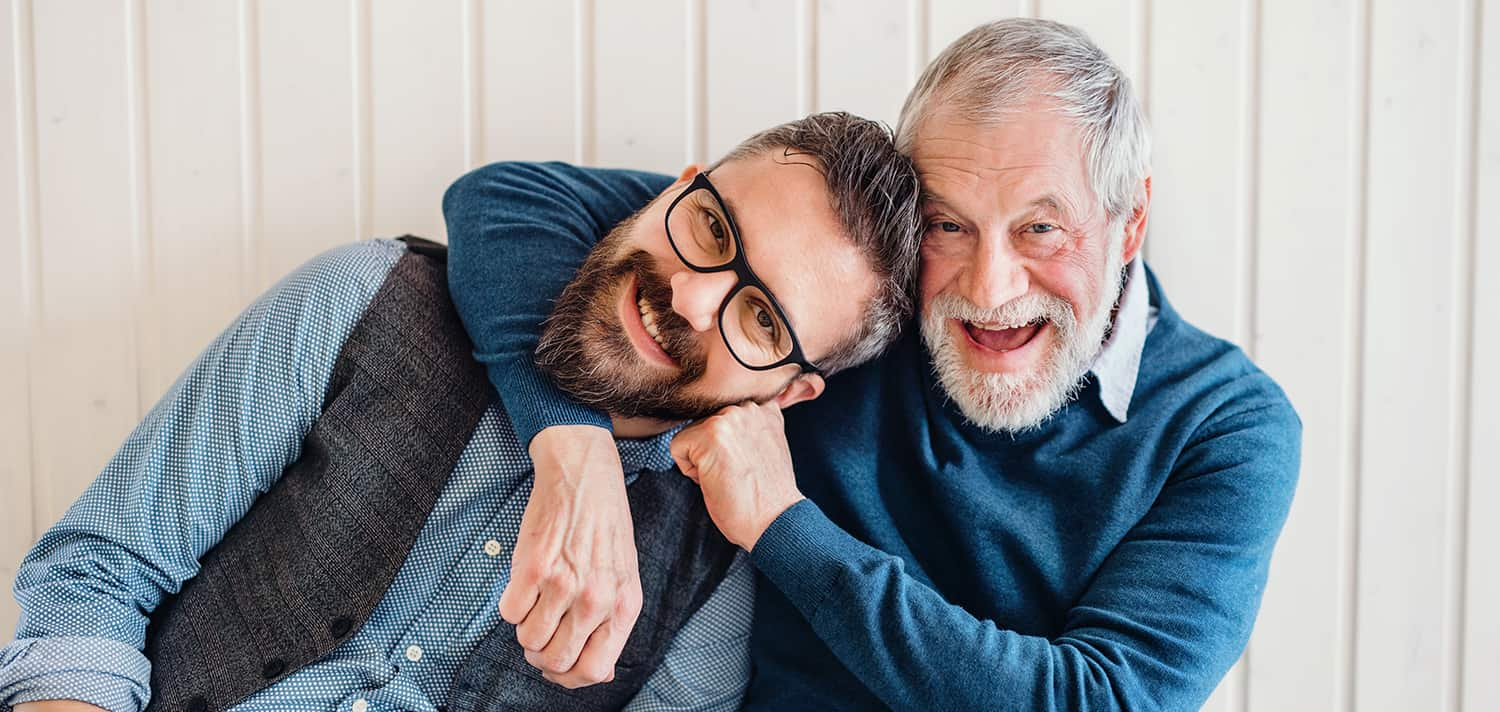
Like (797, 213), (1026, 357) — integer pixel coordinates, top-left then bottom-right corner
(920, 239), (1125, 433)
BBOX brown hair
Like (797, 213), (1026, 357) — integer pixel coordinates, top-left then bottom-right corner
(713, 111), (923, 375)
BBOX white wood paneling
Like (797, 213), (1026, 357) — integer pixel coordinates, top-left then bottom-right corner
(254, 0), (355, 289)
(27, 0), (142, 529)
(1358, 0), (1471, 710)
(594, 0), (687, 173)
(705, 0), (801, 161)
(1462, 1), (1498, 709)
(138, 0), (246, 403)
(1145, 0), (1254, 348)
(815, 0), (908, 126)
(0, 0), (35, 644)
(1249, 1), (1362, 710)
(480, 0), (579, 164)
(368, 0), (465, 242)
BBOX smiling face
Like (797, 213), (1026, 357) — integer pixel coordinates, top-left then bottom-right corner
(911, 97), (1148, 431)
(535, 151), (877, 428)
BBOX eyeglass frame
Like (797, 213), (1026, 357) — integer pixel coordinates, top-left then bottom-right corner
(662, 171), (822, 375)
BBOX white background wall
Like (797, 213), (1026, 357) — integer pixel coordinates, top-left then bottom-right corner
(1, 1), (1495, 710)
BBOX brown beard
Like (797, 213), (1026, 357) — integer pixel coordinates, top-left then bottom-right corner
(534, 210), (735, 421)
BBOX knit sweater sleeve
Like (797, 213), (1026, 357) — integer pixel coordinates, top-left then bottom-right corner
(443, 161), (672, 447)
(751, 394), (1302, 711)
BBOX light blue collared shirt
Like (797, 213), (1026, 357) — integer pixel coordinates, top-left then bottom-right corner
(1089, 258), (1159, 422)
(0, 239), (752, 712)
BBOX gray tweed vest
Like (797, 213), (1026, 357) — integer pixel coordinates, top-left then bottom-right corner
(142, 237), (739, 712)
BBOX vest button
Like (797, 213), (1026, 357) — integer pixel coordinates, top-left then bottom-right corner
(262, 658), (287, 679)
(329, 616), (354, 638)
(185, 697), (209, 712)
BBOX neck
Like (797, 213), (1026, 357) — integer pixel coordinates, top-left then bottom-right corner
(610, 414), (684, 439)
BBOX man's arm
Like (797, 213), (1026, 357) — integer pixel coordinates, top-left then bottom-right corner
(444, 161), (671, 446)
(673, 394), (1301, 711)
(443, 162), (676, 685)
(0, 240), (403, 711)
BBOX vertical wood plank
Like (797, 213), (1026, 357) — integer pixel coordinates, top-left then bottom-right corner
(254, 0), (355, 290)
(1143, 0), (1252, 347)
(1461, 1), (1497, 709)
(1146, 6), (1257, 705)
(368, 0), (465, 242)
(0, 0), (36, 643)
(594, 0), (687, 173)
(1357, 0), (1469, 709)
(27, 0), (141, 530)
(480, 1), (578, 164)
(138, 0), (247, 404)
(815, 0), (909, 126)
(1248, 1), (1362, 711)
(705, 0), (800, 159)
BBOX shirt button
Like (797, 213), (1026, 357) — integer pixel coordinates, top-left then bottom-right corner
(352, 700), (369, 712)
(483, 539), (503, 557)
(405, 644), (423, 662)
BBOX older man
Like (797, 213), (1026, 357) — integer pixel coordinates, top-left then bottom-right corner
(445, 19), (1299, 712)
(1, 113), (922, 711)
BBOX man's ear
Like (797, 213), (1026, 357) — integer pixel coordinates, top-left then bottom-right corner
(773, 373), (826, 410)
(677, 164), (701, 183)
(1120, 176), (1151, 264)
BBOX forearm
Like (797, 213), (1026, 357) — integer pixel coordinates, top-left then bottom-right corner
(1, 241), (399, 710)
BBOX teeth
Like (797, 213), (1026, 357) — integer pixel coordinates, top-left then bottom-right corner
(968, 319), (1036, 331)
(637, 298), (670, 350)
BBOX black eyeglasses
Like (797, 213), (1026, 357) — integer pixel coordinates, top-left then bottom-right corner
(662, 171), (820, 374)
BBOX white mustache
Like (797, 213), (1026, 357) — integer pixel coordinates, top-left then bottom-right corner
(925, 292), (1075, 331)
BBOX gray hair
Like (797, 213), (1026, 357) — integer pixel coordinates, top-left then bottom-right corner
(713, 111), (923, 375)
(896, 18), (1151, 222)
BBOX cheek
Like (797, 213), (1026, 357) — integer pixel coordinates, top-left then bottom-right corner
(1039, 242), (1109, 317)
(919, 249), (965, 304)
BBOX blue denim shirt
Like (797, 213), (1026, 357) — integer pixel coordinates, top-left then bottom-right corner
(0, 239), (753, 712)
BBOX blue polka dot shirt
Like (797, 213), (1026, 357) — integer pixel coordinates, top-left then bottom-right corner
(0, 239), (753, 712)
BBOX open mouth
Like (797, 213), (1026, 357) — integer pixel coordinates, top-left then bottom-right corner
(621, 274), (680, 368)
(961, 318), (1045, 353)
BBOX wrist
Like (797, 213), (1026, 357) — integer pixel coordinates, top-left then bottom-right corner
(746, 494), (806, 551)
(529, 424), (618, 482)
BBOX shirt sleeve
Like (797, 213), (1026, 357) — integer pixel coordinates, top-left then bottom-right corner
(750, 397), (1302, 712)
(443, 161), (673, 447)
(624, 552), (754, 712)
(0, 239), (404, 712)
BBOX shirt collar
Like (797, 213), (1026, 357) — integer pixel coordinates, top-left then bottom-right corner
(1089, 258), (1157, 423)
(614, 424), (682, 474)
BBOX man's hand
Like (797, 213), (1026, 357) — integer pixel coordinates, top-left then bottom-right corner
(15, 702), (110, 712)
(670, 401), (806, 550)
(504, 424), (641, 688)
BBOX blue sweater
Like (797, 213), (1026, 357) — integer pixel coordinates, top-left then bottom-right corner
(443, 162), (1302, 711)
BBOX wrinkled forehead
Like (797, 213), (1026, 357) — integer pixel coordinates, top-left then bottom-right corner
(704, 153), (877, 359)
(910, 105), (1096, 212)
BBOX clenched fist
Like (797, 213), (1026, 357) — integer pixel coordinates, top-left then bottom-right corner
(670, 400), (805, 550)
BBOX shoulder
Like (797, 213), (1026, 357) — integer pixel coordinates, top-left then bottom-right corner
(260, 239), (407, 321)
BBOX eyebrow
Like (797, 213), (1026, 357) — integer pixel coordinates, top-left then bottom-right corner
(715, 187), (811, 333)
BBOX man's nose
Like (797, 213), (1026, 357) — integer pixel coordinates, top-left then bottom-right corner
(670, 270), (739, 332)
(962, 235), (1030, 309)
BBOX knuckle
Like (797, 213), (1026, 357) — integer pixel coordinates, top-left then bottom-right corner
(540, 570), (575, 595)
(575, 588), (610, 618)
(541, 652), (573, 673)
(516, 629), (546, 651)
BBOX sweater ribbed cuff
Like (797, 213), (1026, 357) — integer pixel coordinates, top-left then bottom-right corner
(490, 359), (611, 447)
(750, 499), (860, 618)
